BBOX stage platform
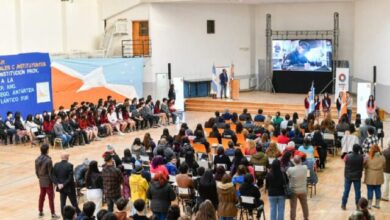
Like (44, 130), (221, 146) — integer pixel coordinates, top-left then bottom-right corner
(185, 91), (357, 120)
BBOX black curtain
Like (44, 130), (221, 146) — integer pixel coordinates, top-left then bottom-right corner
(272, 71), (333, 94)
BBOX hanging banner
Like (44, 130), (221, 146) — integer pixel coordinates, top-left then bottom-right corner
(51, 58), (144, 109)
(357, 82), (372, 120)
(0, 53), (53, 118)
(335, 68), (349, 98)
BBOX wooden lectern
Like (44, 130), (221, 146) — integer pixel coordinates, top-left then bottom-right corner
(230, 79), (240, 100)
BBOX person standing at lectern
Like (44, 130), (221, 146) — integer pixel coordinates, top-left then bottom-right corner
(168, 84), (176, 101)
(219, 69), (228, 99)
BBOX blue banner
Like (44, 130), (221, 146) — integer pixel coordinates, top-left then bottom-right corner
(0, 53), (53, 118)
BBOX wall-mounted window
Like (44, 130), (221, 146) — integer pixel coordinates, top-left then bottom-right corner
(139, 21), (149, 36)
(207, 20), (215, 34)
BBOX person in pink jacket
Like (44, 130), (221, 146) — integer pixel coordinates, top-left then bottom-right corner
(150, 155), (169, 179)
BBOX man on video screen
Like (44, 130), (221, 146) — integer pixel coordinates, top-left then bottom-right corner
(282, 40), (314, 71)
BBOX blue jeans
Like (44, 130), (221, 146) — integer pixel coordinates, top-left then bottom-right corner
(269, 196), (285, 220)
(367, 185), (381, 200)
(153, 212), (167, 220)
(342, 179), (361, 206)
(220, 217), (234, 220)
(58, 134), (71, 147)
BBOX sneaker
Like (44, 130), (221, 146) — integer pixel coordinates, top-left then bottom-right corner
(118, 132), (125, 136)
(39, 212), (44, 218)
(51, 214), (60, 219)
(381, 198), (389, 202)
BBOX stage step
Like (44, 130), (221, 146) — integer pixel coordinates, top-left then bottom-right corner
(185, 98), (357, 120)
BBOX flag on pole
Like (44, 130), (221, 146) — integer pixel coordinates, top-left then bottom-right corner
(308, 81), (315, 113)
(211, 64), (218, 94)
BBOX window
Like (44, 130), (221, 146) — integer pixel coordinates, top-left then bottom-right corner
(139, 21), (149, 36)
(207, 20), (215, 34)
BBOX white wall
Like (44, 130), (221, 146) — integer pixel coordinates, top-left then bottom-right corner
(150, 3), (252, 85)
(99, 0), (142, 20)
(354, 0), (390, 85)
(0, 0), (102, 55)
(255, 2), (355, 71)
(106, 3), (150, 56)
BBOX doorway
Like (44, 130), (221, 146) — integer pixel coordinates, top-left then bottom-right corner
(132, 21), (150, 56)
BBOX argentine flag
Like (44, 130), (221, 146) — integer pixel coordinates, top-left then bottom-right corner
(211, 64), (218, 94)
(309, 82), (315, 113)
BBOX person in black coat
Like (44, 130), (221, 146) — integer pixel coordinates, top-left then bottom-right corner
(69, 114), (89, 145)
(311, 127), (327, 170)
(239, 174), (262, 217)
(198, 169), (218, 209)
(213, 147), (232, 171)
(209, 125), (222, 144)
(193, 130), (210, 153)
(52, 153), (80, 216)
(146, 173), (176, 219)
(168, 84), (176, 101)
(266, 160), (286, 220)
(222, 124), (237, 145)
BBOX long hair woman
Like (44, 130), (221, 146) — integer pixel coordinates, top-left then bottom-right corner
(266, 159), (286, 220)
(85, 160), (103, 216)
(364, 144), (385, 209)
(198, 169), (218, 209)
(348, 197), (375, 220)
(367, 95), (377, 119)
(194, 200), (217, 220)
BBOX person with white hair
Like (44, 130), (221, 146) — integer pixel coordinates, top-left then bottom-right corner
(382, 140), (390, 201)
(52, 153), (81, 217)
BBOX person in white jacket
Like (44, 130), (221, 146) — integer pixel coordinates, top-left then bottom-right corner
(107, 108), (124, 136)
(341, 126), (359, 155)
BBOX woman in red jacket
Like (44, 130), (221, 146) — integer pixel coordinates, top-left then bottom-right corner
(79, 114), (93, 142)
(86, 111), (99, 140)
(99, 109), (113, 136)
(121, 106), (136, 132)
(154, 100), (168, 126)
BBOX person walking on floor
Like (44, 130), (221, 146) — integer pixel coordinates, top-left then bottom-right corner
(341, 144), (364, 210)
(219, 69), (228, 99)
(286, 156), (309, 220)
(35, 144), (60, 219)
(52, 152), (81, 217)
(101, 154), (123, 212)
(382, 140), (390, 202)
(364, 144), (385, 209)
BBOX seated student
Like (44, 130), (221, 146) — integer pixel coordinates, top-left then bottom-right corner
(99, 109), (114, 136)
(222, 109), (233, 121)
(243, 118), (255, 130)
(176, 163), (195, 190)
(14, 112), (31, 142)
(107, 108), (125, 135)
(214, 147), (232, 171)
(76, 201), (96, 220)
(277, 129), (290, 145)
(0, 117), (8, 144)
(153, 100), (168, 126)
(272, 112), (284, 127)
(225, 141), (236, 157)
(250, 144), (269, 188)
(165, 157), (177, 176)
(193, 123), (205, 139)
(114, 198), (130, 220)
(161, 98), (176, 124)
(239, 108), (252, 122)
(280, 114), (292, 130)
(64, 205), (76, 220)
(214, 111), (225, 124)
(53, 117), (72, 147)
(222, 124), (237, 145)
(209, 125), (222, 144)
(254, 109), (266, 122)
(233, 165), (248, 195)
(239, 174), (263, 218)
(193, 130), (210, 153)
(245, 139), (257, 156)
(131, 104), (146, 130)
(150, 156), (169, 179)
